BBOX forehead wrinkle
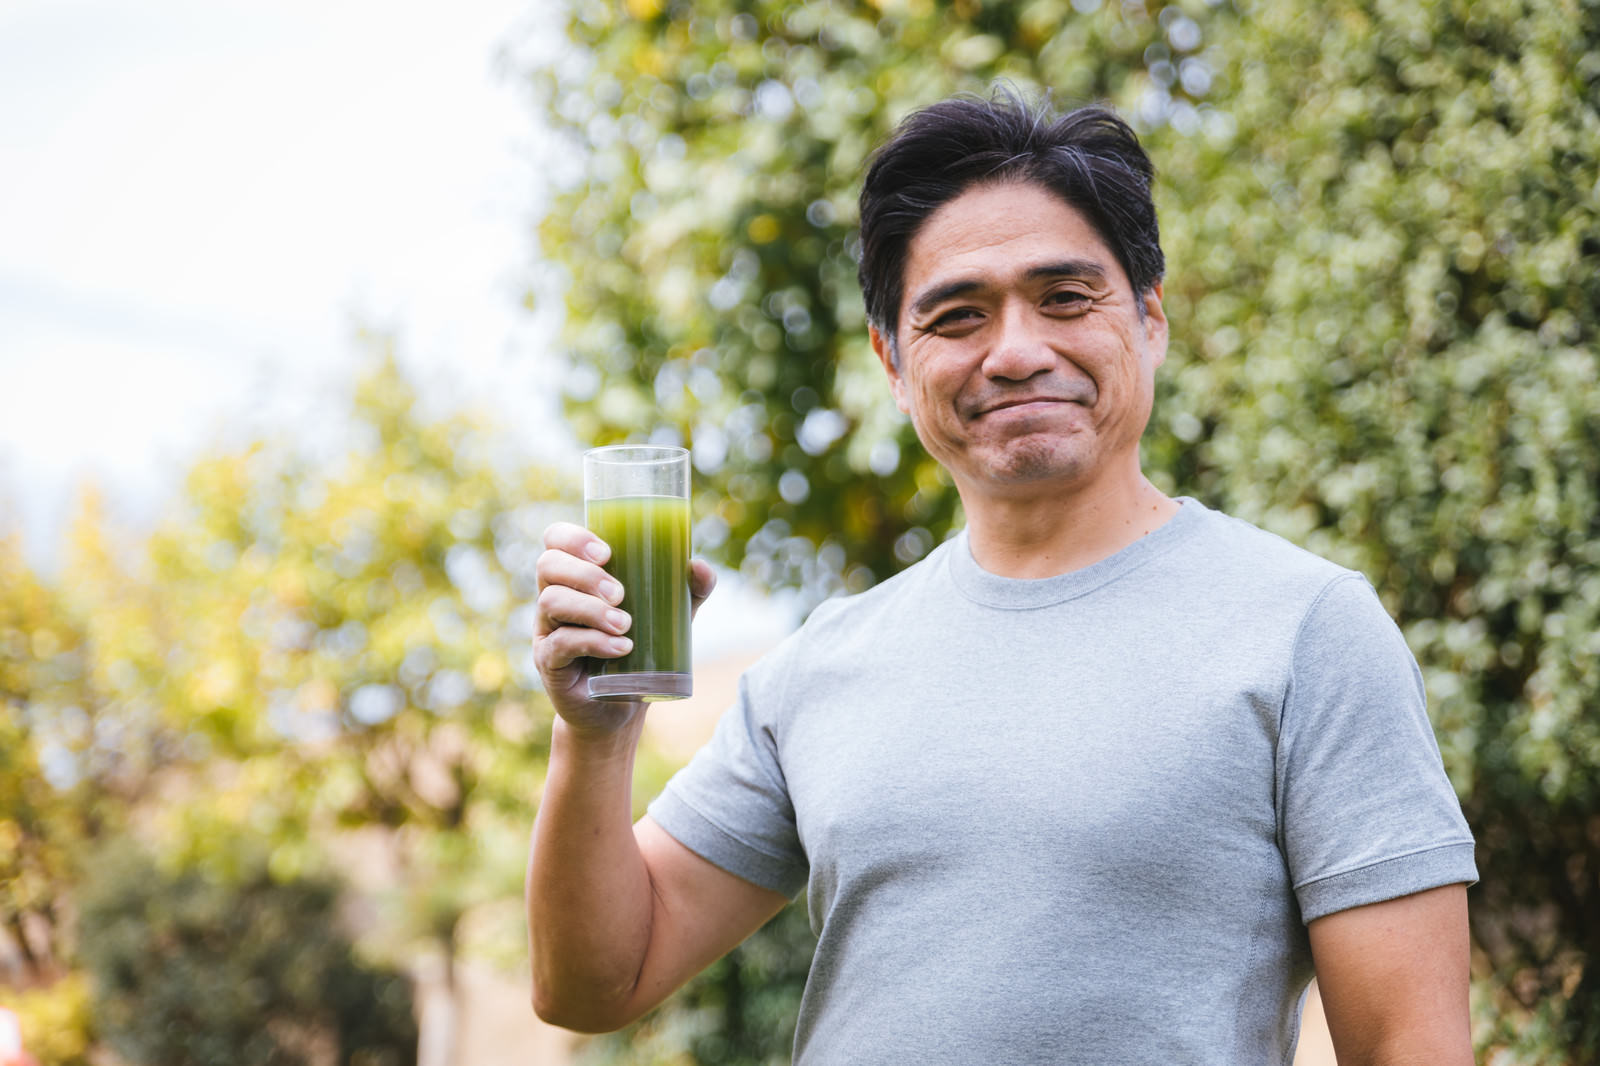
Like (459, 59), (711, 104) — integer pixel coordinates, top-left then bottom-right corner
(1025, 259), (1108, 284)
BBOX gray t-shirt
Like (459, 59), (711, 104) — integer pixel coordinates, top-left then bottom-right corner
(649, 499), (1476, 1063)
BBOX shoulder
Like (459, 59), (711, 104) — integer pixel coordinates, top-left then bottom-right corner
(719, 546), (954, 740)
(791, 539), (957, 642)
(1175, 501), (1364, 603)
(738, 541), (956, 697)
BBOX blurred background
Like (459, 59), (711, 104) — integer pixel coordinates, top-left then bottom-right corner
(2, 0), (1597, 1063)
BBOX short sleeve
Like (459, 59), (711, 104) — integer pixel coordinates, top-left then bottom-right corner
(647, 640), (809, 898)
(1277, 574), (1477, 923)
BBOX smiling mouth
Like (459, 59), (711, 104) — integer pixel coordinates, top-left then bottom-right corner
(973, 397), (1082, 418)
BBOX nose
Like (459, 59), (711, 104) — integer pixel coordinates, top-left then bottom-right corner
(980, 301), (1056, 382)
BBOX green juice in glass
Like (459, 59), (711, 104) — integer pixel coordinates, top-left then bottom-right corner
(585, 493), (692, 701)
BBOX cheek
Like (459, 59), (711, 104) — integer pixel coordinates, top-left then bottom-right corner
(1100, 335), (1155, 392)
(918, 372), (964, 423)
(902, 374), (964, 449)
(1102, 353), (1158, 428)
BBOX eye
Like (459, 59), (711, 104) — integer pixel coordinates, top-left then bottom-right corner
(1043, 289), (1090, 312)
(927, 307), (984, 334)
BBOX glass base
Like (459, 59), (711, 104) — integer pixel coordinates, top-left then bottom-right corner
(588, 671), (692, 703)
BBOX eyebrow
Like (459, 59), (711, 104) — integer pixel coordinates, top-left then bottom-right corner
(907, 259), (1109, 319)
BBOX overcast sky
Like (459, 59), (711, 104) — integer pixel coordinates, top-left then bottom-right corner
(0, 0), (796, 655)
(0, 0), (574, 564)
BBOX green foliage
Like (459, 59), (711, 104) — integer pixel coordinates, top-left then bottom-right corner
(77, 839), (416, 1066)
(0, 530), (117, 998)
(1, 350), (575, 1061)
(78, 348), (566, 939)
(533, 0), (1202, 604)
(534, 0), (1600, 1059)
(129, 348), (561, 819)
(1145, 1), (1600, 1057)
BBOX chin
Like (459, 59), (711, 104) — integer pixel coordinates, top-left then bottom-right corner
(980, 438), (1091, 484)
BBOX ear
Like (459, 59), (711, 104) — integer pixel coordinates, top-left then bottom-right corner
(870, 325), (912, 414)
(1142, 283), (1169, 368)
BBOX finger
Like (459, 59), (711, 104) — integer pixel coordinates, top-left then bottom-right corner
(543, 520), (611, 565)
(535, 624), (634, 674)
(689, 559), (717, 612)
(535, 546), (624, 606)
(537, 584), (631, 639)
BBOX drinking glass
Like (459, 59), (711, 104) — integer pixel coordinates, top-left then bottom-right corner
(583, 445), (692, 701)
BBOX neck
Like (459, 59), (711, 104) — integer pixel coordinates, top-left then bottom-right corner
(958, 463), (1179, 579)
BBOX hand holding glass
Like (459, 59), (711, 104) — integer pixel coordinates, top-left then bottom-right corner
(583, 445), (692, 702)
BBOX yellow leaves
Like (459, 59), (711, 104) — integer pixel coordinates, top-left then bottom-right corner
(29, 627), (61, 660)
(296, 678), (339, 715)
(195, 661), (241, 708)
(215, 784), (254, 827)
(597, 382), (653, 428)
(470, 652), (506, 693)
(491, 700), (534, 743)
(271, 567), (309, 608)
(0, 350), (577, 1047)
(267, 837), (314, 882)
(746, 212), (781, 244)
(942, 33), (1005, 70)
(9, 972), (92, 1064)
(0, 818), (21, 857)
(239, 543), (272, 575)
(624, 0), (662, 20)
(864, 0), (934, 14)
(718, 496), (747, 530)
(913, 457), (951, 498)
(635, 42), (665, 78)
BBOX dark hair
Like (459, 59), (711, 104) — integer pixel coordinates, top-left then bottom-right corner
(857, 87), (1164, 346)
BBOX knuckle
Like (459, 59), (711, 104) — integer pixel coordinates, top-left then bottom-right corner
(541, 522), (572, 549)
(537, 629), (577, 667)
(533, 555), (557, 588)
(546, 520), (590, 552)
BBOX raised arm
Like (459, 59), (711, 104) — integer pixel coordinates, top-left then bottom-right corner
(526, 522), (789, 1032)
(1307, 882), (1472, 1065)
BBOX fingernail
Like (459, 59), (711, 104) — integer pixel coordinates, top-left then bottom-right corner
(586, 541), (609, 563)
(601, 579), (624, 604)
(606, 609), (630, 633)
(610, 637), (632, 654)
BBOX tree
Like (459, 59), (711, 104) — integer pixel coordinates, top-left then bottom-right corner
(530, 0), (1202, 606)
(1150, 1), (1600, 1056)
(0, 522), (131, 1061)
(76, 348), (569, 1061)
(530, 0), (1600, 1059)
(77, 839), (416, 1066)
(2, 350), (580, 1063)
(527, 2), (1215, 1060)
(0, 535), (83, 989)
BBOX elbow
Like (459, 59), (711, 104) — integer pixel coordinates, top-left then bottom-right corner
(531, 979), (637, 1034)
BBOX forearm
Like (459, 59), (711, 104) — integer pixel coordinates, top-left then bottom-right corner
(527, 714), (654, 1031)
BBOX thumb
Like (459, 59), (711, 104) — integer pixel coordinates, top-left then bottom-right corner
(689, 559), (717, 617)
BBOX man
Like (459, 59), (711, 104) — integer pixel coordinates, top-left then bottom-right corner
(528, 90), (1477, 1063)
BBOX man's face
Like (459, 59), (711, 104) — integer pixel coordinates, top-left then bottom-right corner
(871, 180), (1167, 500)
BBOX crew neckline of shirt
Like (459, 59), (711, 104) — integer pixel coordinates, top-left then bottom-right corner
(945, 496), (1205, 610)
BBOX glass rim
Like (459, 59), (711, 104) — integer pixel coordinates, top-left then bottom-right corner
(583, 444), (690, 466)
